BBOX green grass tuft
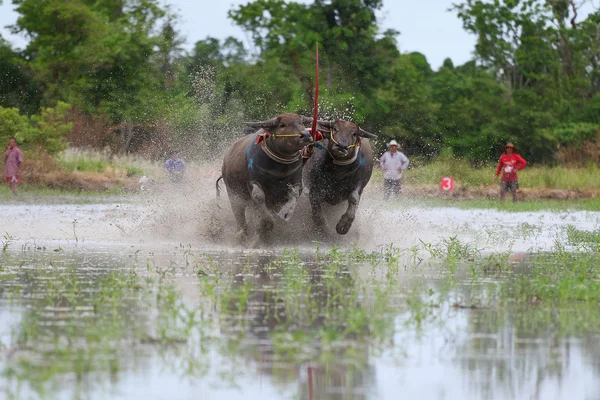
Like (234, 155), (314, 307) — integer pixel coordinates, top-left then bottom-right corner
(392, 158), (600, 190)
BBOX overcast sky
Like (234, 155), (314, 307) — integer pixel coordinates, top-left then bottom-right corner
(3, 0), (574, 70)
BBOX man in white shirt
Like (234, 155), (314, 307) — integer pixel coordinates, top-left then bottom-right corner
(379, 140), (409, 200)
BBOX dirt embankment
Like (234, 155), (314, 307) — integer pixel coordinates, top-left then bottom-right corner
(20, 152), (141, 192)
(23, 167), (141, 192)
(26, 170), (140, 191)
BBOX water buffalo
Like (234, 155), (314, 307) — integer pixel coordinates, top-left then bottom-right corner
(304, 120), (377, 235)
(218, 113), (313, 243)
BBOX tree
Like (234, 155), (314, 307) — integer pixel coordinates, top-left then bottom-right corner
(12, 0), (180, 123)
(453, 0), (600, 162)
(0, 37), (41, 114)
(0, 102), (72, 154)
(229, 0), (398, 112)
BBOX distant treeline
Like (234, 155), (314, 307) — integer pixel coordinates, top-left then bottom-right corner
(1, 0), (599, 164)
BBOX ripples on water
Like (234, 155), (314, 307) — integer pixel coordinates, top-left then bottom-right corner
(1, 243), (600, 400)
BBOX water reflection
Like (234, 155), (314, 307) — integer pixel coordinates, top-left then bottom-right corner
(455, 304), (600, 400)
(1, 246), (600, 399)
(220, 253), (376, 400)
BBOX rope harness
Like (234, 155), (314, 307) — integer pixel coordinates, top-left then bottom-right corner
(261, 140), (301, 164)
(330, 129), (362, 149)
(327, 145), (360, 166)
(254, 131), (304, 145)
(327, 125), (362, 165)
(269, 133), (305, 138)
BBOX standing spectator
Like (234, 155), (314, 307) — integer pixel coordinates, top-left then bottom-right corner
(4, 137), (23, 195)
(495, 142), (527, 202)
(380, 140), (409, 200)
(165, 152), (186, 183)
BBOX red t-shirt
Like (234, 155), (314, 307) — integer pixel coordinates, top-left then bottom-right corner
(495, 153), (527, 182)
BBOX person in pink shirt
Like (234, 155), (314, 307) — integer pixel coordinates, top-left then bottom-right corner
(495, 142), (527, 202)
(4, 137), (23, 195)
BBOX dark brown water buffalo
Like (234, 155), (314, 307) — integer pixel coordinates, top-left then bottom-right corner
(304, 120), (377, 235)
(218, 113), (313, 243)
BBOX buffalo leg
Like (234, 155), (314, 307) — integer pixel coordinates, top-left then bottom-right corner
(251, 183), (274, 239)
(229, 195), (249, 237)
(277, 184), (301, 221)
(336, 187), (361, 235)
(309, 191), (327, 233)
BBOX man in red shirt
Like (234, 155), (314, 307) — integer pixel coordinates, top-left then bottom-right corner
(495, 142), (526, 202)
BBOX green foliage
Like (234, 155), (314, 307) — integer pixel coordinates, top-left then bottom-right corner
(503, 252), (600, 302)
(0, 38), (41, 114)
(551, 123), (600, 145)
(566, 226), (600, 251)
(29, 101), (73, 154)
(0, 102), (72, 154)
(0, 106), (31, 145)
(453, 0), (600, 162)
(1, 0), (600, 162)
(11, 0), (183, 124)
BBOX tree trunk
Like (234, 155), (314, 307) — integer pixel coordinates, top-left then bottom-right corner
(121, 125), (135, 155)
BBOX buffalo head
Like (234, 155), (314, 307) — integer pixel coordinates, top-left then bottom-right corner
(317, 120), (377, 158)
(246, 113), (313, 156)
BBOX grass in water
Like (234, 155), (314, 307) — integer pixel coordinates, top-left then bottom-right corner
(501, 251), (600, 302)
(566, 225), (600, 251)
(3, 234), (600, 398)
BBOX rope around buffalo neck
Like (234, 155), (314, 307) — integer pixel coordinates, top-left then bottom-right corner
(327, 129), (361, 164)
(327, 145), (359, 166)
(260, 138), (302, 164)
(330, 131), (360, 149)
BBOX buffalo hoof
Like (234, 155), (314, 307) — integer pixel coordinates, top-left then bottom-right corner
(336, 216), (354, 235)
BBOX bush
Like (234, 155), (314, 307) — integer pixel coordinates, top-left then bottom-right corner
(0, 102), (73, 154)
(0, 106), (30, 145)
(29, 102), (73, 155)
(552, 123), (599, 146)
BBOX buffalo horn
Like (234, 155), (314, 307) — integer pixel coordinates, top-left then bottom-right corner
(244, 117), (279, 129)
(358, 128), (377, 139)
(317, 120), (335, 128)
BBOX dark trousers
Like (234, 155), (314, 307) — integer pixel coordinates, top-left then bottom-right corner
(384, 179), (401, 200)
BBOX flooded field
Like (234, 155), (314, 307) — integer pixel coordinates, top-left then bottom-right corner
(1, 190), (600, 399)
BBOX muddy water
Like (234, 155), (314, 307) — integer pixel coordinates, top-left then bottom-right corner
(1, 191), (600, 399)
(3, 200), (599, 252)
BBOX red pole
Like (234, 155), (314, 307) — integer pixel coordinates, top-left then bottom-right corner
(310, 42), (319, 138)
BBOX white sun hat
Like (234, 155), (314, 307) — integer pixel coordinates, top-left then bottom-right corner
(387, 140), (399, 147)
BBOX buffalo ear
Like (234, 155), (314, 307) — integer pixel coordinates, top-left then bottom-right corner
(244, 117), (280, 129)
(358, 128), (377, 139)
(316, 120), (335, 133)
(301, 116), (313, 126)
